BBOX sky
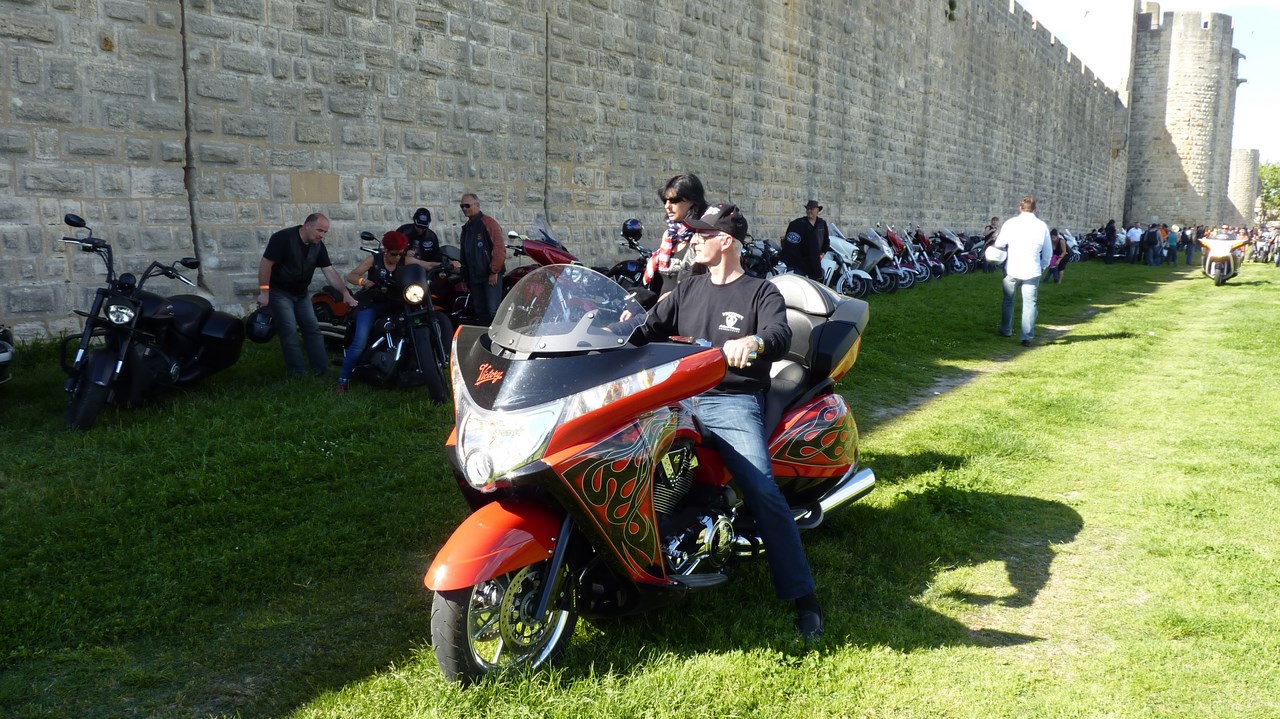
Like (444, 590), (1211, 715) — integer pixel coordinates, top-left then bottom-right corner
(1016, 0), (1279, 164)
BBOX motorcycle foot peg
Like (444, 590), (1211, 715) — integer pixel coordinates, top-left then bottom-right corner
(670, 573), (730, 590)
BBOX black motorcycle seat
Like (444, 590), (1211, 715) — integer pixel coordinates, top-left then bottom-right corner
(168, 294), (213, 339)
(763, 360), (809, 437)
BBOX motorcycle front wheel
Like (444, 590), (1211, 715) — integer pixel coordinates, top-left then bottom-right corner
(423, 312), (452, 404)
(431, 558), (578, 684)
(66, 377), (109, 431)
(871, 272), (898, 294)
(835, 271), (869, 299)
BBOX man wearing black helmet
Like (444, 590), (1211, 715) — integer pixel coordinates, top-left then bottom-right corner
(633, 202), (825, 642)
(397, 207), (443, 264)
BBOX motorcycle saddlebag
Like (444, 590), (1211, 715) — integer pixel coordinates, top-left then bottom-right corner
(196, 311), (244, 373)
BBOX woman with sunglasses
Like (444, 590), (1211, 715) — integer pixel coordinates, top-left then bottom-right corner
(642, 173), (709, 296)
(336, 230), (441, 393)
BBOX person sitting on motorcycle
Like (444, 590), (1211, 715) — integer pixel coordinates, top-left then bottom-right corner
(336, 231), (441, 394)
(631, 202), (825, 641)
(643, 173), (709, 297)
(397, 207), (462, 271)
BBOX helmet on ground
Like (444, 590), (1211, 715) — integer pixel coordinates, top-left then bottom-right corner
(245, 306), (276, 344)
(621, 218), (643, 241)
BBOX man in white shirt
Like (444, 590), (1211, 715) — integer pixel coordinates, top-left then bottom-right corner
(1125, 223), (1143, 264)
(994, 196), (1052, 347)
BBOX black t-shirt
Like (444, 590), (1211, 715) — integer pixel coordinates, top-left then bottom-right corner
(397, 223), (442, 263)
(263, 225), (332, 295)
(636, 273), (791, 395)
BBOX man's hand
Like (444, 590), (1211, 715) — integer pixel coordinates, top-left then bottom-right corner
(723, 336), (757, 369)
(488, 271), (500, 287)
(343, 291), (359, 308)
(256, 290), (268, 308)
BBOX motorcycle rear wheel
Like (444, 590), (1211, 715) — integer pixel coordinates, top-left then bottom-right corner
(431, 559), (578, 684)
(66, 379), (109, 431)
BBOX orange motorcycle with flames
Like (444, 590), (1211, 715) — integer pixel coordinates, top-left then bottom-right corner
(424, 265), (875, 682)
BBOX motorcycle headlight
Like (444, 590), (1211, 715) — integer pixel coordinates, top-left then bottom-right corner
(452, 359), (680, 491)
(456, 391), (564, 491)
(403, 282), (426, 304)
(106, 303), (136, 325)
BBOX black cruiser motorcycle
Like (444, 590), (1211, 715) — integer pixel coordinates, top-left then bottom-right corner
(59, 214), (243, 430)
(341, 241), (452, 403)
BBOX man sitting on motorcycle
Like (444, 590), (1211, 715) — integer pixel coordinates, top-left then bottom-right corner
(336, 231), (442, 394)
(631, 203), (825, 641)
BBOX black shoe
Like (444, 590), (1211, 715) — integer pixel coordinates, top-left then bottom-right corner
(796, 608), (824, 641)
(1021, 339), (1032, 347)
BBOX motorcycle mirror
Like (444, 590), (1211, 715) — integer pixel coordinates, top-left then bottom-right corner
(360, 231), (377, 242)
(64, 214), (86, 228)
(179, 257), (200, 269)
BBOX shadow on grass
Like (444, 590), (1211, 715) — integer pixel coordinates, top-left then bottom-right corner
(1044, 331), (1140, 345)
(559, 482), (1083, 675)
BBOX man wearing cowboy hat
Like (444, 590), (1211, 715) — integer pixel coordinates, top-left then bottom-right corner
(781, 199), (830, 281)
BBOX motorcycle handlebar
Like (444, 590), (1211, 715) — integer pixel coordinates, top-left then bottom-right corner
(60, 237), (102, 250)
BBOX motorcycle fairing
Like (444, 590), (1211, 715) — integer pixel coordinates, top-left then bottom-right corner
(520, 238), (578, 266)
(425, 497), (563, 592)
(453, 325), (720, 414)
(547, 408), (682, 586)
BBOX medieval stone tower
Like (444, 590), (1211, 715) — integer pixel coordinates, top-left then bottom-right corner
(1125, 2), (1244, 226)
(1227, 149), (1260, 227)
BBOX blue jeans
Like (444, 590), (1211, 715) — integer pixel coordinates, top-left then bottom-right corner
(338, 306), (379, 382)
(268, 289), (329, 376)
(468, 277), (503, 325)
(691, 392), (815, 601)
(1000, 275), (1040, 341)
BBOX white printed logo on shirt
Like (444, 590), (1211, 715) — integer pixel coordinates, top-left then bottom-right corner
(719, 312), (744, 333)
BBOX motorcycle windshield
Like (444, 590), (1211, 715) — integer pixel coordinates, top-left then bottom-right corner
(488, 264), (648, 355)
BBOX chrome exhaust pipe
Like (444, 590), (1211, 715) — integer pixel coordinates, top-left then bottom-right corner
(818, 466), (876, 515)
(793, 466), (876, 529)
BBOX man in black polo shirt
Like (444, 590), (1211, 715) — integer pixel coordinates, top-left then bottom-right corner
(256, 213), (357, 377)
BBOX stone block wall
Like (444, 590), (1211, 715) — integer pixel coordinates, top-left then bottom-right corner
(2, 0), (1129, 338)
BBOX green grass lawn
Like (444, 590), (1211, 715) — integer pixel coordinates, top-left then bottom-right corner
(2, 258), (1278, 718)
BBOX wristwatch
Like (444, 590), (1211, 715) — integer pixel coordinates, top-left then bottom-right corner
(752, 335), (764, 353)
